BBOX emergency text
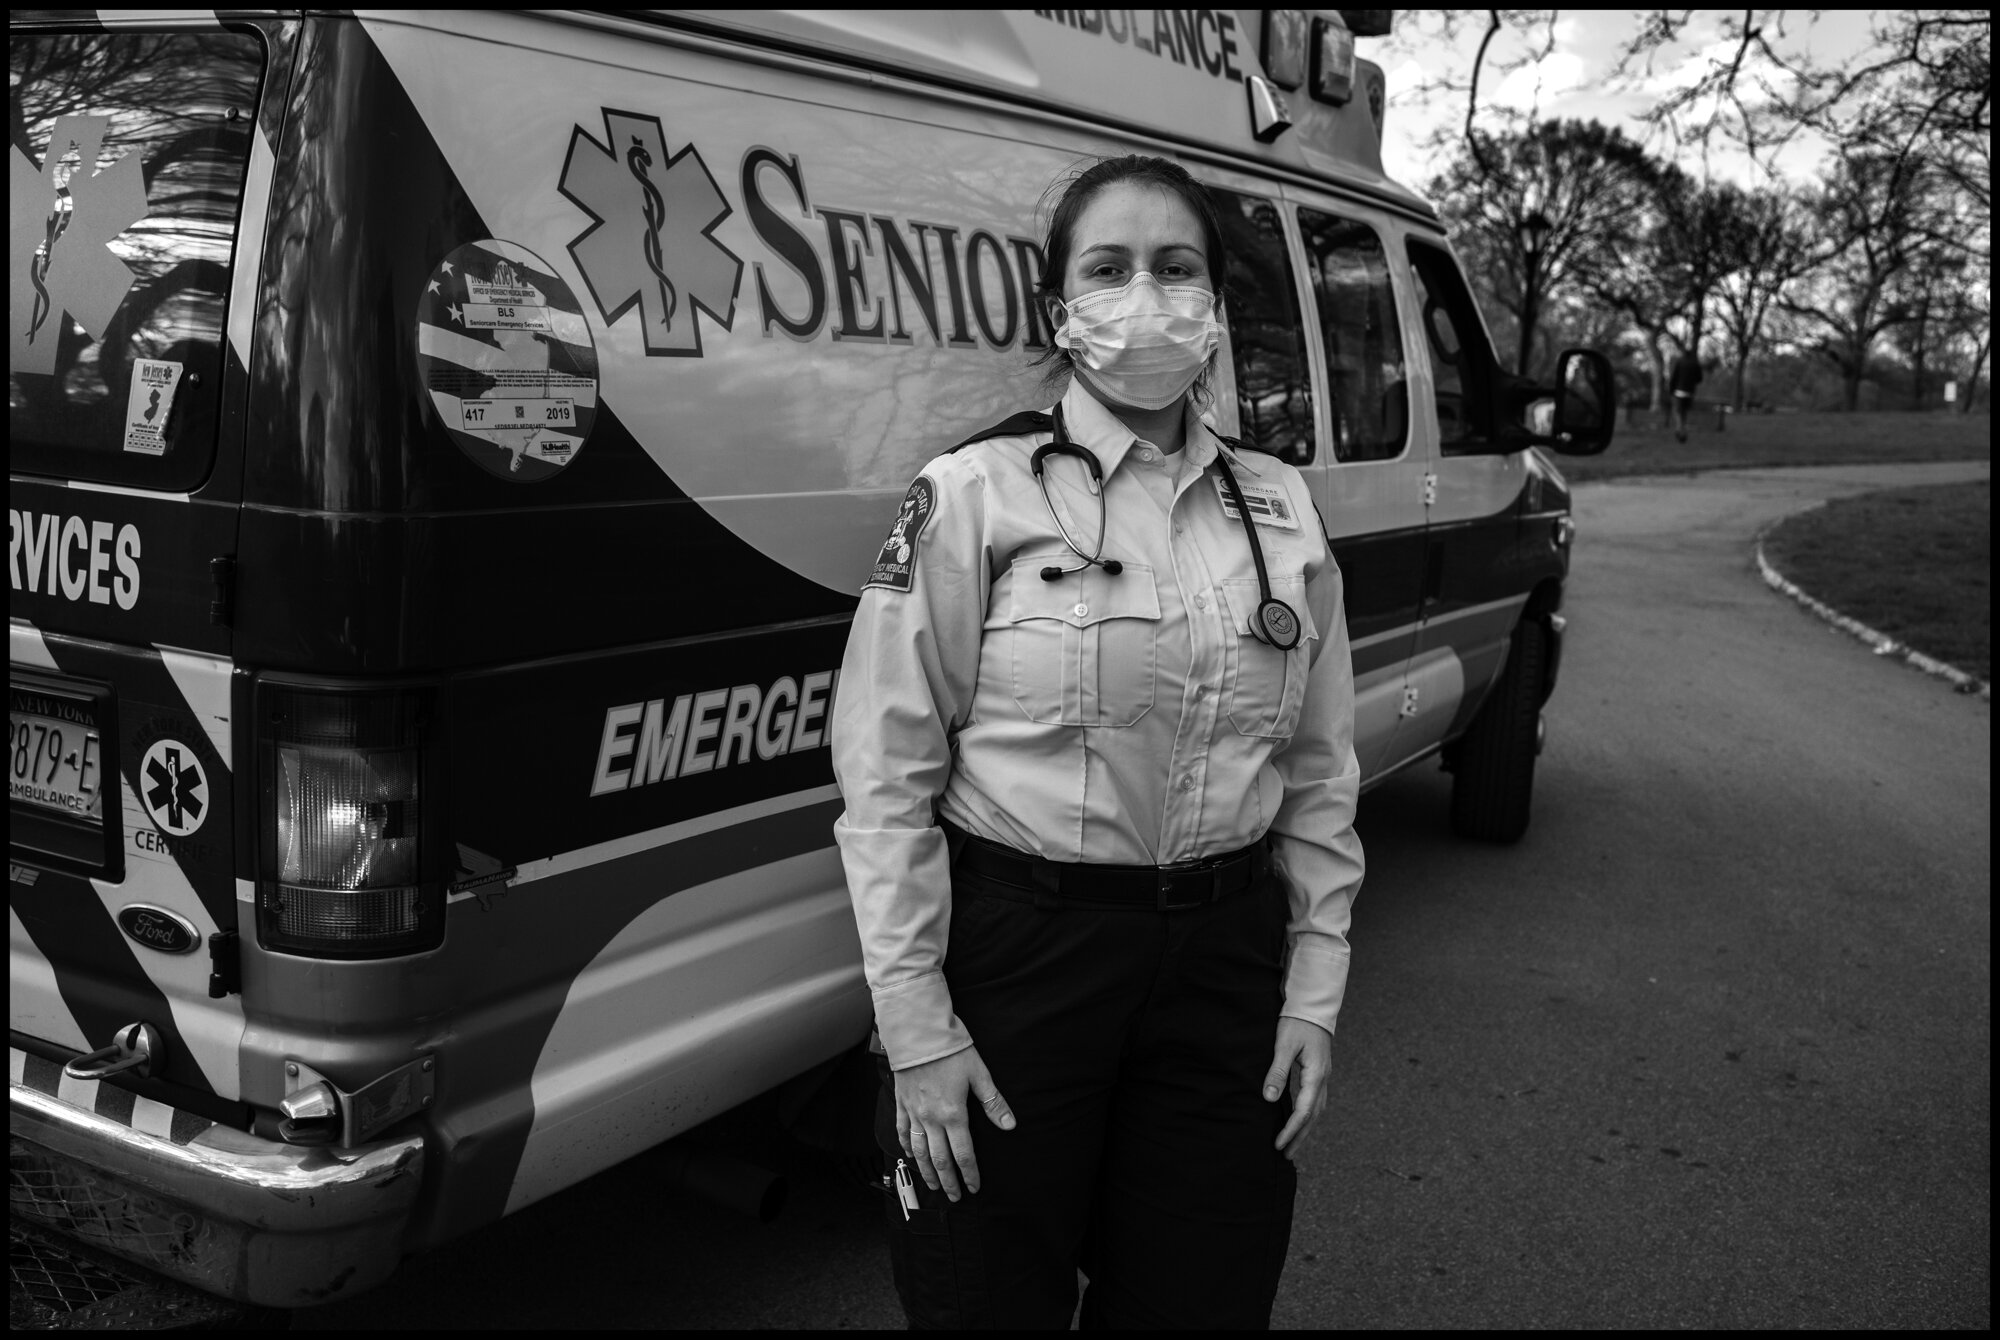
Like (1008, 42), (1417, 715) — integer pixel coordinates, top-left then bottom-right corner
(592, 669), (840, 796)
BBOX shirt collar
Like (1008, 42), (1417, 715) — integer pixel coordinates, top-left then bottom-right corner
(1057, 381), (1259, 479)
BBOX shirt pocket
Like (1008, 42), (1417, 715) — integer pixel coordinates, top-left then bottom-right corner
(1004, 559), (1162, 727)
(1218, 574), (1319, 739)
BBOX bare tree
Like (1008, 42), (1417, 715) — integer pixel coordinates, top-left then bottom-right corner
(1431, 118), (1658, 378)
(1577, 165), (1750, 419)
(1712, 186), (1814, 409)
(1782, 143), (1940, 411)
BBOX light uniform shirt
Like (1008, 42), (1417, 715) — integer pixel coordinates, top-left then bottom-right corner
(832, 380), (1365, 1071)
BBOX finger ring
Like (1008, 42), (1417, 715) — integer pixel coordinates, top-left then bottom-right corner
(910, 1128), (927, 1142)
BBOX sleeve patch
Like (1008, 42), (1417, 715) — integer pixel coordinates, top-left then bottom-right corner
(864, 476), (936, 593)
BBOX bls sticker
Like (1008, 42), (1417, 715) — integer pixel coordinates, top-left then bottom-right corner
(559, 109), (743, 357)
(139, 738), (207, 837)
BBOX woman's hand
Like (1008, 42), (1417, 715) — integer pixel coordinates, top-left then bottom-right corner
(1263, 1016), (1333, 1160)
(893, 1045), (1016, 1202)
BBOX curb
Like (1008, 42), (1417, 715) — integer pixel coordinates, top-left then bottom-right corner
(1755, 504), (1991, 701)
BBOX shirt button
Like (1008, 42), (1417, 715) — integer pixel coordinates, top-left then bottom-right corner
(1194, 593), (1207, 609)
(1074, 602), (1088, 617)
(1138, 449), (1155, 462)
(1179, 775), (1196, 792)
(1193, 684), (1207, 699)
(1174, 522), (1184, 535)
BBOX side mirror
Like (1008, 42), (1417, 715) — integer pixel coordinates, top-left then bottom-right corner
(1548, 348), (1614, 455)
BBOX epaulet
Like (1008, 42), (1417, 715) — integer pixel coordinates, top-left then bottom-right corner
(944, 411), (1053, 454)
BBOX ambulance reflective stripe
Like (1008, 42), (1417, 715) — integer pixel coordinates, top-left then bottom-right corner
(1415, 593), (1532, 649)
(226, 120), (276, 370)
(157, 646), (232, 766)
(11, 1047), (219, 1146)
(499, 783), (862, 1213)
(8, 622), (244, 1102)
(93, 773), (240, 1098)
(12, 622), (60, 671)
(10, 906), (88, 1052)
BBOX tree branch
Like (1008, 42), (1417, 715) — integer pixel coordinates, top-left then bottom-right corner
(1466, 11), (1505, 180)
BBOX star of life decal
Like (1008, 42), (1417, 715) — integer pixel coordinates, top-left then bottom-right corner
(9, 114), (149, 377)
(140, 738), (207, 838)
(559, 108), (742, 357)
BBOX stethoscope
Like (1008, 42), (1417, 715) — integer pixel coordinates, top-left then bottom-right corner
(1029, 404), (1302, 651)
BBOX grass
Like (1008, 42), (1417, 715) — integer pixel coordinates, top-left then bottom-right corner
(1762, 481), (1991, 682)
(1553, 409), (1992, 482)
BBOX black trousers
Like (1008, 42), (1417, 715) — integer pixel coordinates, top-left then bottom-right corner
(877, 857), (1297, 1329)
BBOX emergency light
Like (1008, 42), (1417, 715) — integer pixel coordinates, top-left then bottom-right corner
(1310, 16), (1356, 106)
(1261, 10), (1309, 90)
(257, 683), (442, 958)
(1260, 11), (1360, 110)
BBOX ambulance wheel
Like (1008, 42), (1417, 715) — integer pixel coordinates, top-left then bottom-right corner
(1449, 617), (1547, 844)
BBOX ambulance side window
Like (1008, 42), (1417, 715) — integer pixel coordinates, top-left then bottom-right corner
(1211, 188), (1315, 465)
(1406, 240), (1495, 453)
(1298, 208), (1408, 463)
(8, 29), (264, 491)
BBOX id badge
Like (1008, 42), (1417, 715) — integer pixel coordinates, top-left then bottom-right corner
(1213, 475), (1300, 529)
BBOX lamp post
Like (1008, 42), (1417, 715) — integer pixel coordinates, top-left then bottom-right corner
(1517, 210), (1552, 377)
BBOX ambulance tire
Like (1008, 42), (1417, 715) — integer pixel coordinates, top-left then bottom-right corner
(1449, 617), (1546, 844)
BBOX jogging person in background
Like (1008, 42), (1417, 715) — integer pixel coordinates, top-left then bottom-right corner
(1669, 344), (1704, 442)
(831, 154), (1364, 1329)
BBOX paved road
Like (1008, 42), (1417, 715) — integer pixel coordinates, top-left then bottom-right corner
(299, 462), (1991, 1330)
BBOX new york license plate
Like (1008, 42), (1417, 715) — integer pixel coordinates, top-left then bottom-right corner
(10, 686), (105, 825)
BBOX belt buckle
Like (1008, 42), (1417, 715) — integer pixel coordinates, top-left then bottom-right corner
(1155, 858), (1216, 911)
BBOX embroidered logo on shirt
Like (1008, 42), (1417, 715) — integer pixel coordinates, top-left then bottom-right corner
(865, 476), (936, 593)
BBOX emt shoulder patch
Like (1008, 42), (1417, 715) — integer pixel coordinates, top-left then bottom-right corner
(865, 476), (936, 593)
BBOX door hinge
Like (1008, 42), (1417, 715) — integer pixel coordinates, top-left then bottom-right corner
(1422, 472), (1437, 507)
(1400, 684), (1420, 717)
(209, 556), (235, 627)
(208, 928), (241, 998)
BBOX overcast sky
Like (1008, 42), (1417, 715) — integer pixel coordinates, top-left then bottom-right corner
(1370, 9), (1886, 191)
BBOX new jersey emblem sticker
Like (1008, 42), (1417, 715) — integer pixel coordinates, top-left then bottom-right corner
(866, 477), (936, 593)
(416, 239), (599, 482)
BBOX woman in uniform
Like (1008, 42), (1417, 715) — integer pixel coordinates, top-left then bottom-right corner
(831, 155), (1365, 1330)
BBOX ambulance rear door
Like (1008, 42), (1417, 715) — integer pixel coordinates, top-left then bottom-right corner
(10, 14), (289, 1110)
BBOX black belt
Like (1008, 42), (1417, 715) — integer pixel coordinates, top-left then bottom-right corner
(942, 820), (1272, 912)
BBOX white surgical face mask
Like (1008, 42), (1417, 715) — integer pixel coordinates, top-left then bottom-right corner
(1054, 272), (1221, 411)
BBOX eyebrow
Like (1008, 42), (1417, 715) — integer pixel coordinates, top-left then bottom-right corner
(1076, 242), (1203, 260)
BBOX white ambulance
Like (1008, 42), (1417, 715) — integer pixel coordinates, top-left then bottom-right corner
(8, 8), (1611, 1309)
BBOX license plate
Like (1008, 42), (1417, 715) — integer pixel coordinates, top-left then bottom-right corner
(10, 686), (105, 825)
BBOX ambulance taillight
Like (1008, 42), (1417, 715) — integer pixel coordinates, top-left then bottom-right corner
(257, 684), (443, 958)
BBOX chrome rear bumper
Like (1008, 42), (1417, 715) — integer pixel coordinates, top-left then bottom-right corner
(10, 1079), (422, 1307)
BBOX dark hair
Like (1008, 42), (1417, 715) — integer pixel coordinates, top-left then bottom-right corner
(1031, 155), (1228, 389)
